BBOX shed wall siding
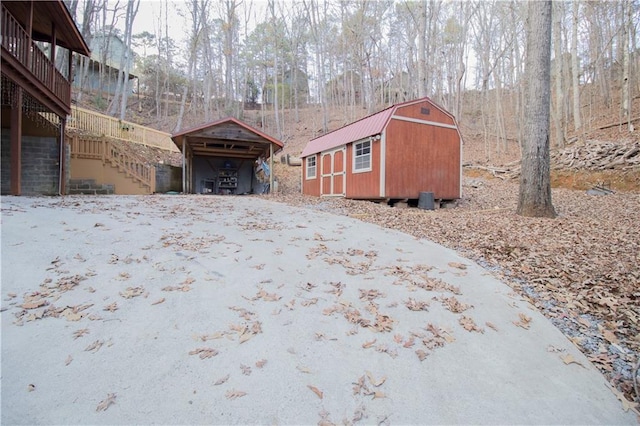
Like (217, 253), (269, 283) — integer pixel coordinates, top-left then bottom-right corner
(302, 154), (320, 196)
(345, 139), (381, 199)
(394, 100), (455, 126)
(384, 119), (460, 199)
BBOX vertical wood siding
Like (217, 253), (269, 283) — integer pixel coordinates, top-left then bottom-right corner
(394, 101), (456, 126)
(345, 139), (381, 199)
(384, 119), (460, 199)
(302, 154), (320, 196)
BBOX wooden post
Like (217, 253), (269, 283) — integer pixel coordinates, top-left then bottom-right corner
(182, 138), (186, 193)
(269, 143), (274, 194)
(26, 1), (33, 69)
(50, 22), (56, 89)
(10, 88), (23, 195)
(59, 118), (66, 195)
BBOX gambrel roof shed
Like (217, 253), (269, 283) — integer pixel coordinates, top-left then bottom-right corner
(301, 97), (462, 200)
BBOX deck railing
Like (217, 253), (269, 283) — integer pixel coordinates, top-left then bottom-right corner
(68, 106), (179, 152)
(1, 4), (70, 106)
(70, 135), (156, 192)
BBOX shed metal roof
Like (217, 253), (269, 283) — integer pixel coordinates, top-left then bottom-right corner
(300, 97), (454, 157)
(171, 117), (284, 160)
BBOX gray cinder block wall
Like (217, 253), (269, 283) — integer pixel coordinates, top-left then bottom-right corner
(1, 131), (61, 195)
(155, 164), (182, 193)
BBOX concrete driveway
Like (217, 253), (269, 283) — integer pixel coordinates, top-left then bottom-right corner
(1, 195), (635, 424)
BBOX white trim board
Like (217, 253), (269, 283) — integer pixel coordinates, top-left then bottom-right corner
(390, 115), (458, 130)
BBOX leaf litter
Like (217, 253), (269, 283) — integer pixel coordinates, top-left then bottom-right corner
(274, 178), (640, 400)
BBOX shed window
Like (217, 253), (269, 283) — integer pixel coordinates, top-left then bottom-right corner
(306, 156), (317, 179)
(353, 140), (372, 172)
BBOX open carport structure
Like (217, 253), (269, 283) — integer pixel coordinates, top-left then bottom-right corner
(171, 117), (283, 194)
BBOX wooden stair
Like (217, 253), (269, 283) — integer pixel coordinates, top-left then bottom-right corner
(69, 134), (156, 193)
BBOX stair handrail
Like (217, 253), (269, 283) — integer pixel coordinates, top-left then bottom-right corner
(67, 106), (178, 153)
(70, 135), (155, 192)
(104, 139), (155, 191)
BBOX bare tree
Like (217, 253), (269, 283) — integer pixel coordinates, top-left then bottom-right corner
(552, 0), (565, 147)
(108, 0), (140, 119)
(570, 0), (581, 131)
(517, 0), (556, 218)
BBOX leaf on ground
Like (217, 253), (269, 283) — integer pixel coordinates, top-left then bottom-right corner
(416, 349), (428, 361)
(601, 328), (620, 345)
(73, 328), (89, 339)
(371, 391), (386, 399)
(214, 374), (230, 385)
(459, 316), (484, 333)
(301, 298), (318, 307)
(240, 364), (252, 375)
(120, 286), (144, 299)
(151, 298), (165, 305)
(255, 289), (282, 302)
(448, 262), (467, 270)
(404, 298), (430, 311)
(513, 313), (532, 329)
(85, 340), (104, 353)
(189, 348), (219, 359)
(65, 355), (73, 366)
(366, 371), (386, 387)
(362, 339), (377, 349)
(352, 375), (367, 395)
(61, 308), (83, 321)
(577, 317), (592, 328)
(255, 359), (267, 368)
(607, 384), (640, 412)
(560, 353), (585, 368)
(103, 302), (118, 312)
(96, 393), (116, 412)
(225, 389), (247, 400)
(22, 299), (47, 309)
(403, 337), (416, 348)
(297, 365), (312, 374)
(359, 289), (385, 301)
(238, 330), (255, 344)
(441, 296), (472, 313)
(485, 321), (498, 331)
(308, 385), (323, 399)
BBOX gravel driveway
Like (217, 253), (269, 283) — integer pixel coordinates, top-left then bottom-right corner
(1, 195), (635, 424)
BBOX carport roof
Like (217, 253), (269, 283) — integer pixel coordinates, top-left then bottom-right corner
(171, 117), (284, 160)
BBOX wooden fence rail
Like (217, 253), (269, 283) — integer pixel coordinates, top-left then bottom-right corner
(67, 106), (178, 153)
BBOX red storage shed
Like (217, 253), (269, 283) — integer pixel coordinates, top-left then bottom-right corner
(300, 97), (462, 201)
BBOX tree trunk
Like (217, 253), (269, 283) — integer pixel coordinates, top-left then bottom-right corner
(118, 0), (140, 121)
(571, 0), (581, 131)
(517, 0), (556, 218)
(621, 0), (632, 131)
(417, 0), (427, 97)
(552, 0), (565, 147)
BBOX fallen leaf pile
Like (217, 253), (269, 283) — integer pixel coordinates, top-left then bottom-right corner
(274, 175), (640, 400)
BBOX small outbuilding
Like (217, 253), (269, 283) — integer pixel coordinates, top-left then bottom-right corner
(172, 117), (283, 194)
(300, 97), (462, 201)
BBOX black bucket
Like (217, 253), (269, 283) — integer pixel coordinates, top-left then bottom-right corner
(418, 192), (435, 210)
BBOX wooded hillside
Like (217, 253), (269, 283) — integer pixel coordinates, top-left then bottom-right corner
(66, 0), (639, 408)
